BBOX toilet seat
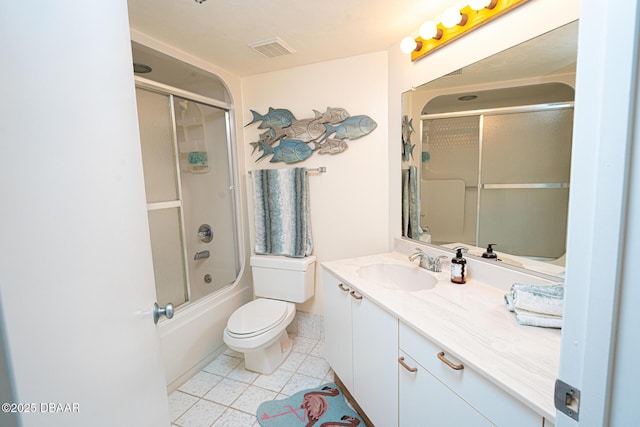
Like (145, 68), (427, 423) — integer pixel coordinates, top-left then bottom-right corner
(226, 299), (288, 339)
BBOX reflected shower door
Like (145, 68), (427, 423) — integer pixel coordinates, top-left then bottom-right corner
(479, 108), (573, 258)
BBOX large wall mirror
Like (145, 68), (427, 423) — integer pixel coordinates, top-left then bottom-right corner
(401, 21), (578, 279)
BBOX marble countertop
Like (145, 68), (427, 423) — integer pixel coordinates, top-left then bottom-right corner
(322, 251), (561, 422)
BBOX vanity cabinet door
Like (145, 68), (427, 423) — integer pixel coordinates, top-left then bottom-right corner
(352, 290), (398, 427)
(322, 270), (399, 427)
(322, 270), (354, 392)
(399, 351), (493, 427)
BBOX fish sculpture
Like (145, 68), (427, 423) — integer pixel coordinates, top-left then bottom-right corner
(402, 115), (415, 161)
(402, 115), (414, 144)
(312, 107), (350, 124)
(320, 115), (377, 142)
(255, 139), (313, 164)
(283, 118), (327, 142)
(315, 138), (349, 155)
(245, 107), (296, 129)
(249, 128), (283, 154)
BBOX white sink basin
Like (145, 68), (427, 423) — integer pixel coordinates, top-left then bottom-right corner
(356, 263), (438, 291)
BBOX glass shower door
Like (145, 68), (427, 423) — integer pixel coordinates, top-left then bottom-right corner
(174, 97), (239, 302)
(136, 87), (188, 307)
(135, 86), (240, 309)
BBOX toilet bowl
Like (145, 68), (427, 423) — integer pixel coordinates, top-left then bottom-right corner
(223, 255), (316, 374)
(224, 298), (296, 374)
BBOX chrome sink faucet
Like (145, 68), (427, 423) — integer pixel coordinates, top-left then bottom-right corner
(409, 248), (448, 272)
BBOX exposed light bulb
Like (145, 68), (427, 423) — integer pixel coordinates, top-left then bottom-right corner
(442, 7), (465, 28)
(400, 36), (418, 54)
(419, 21), (441, 40)
(468, 0), (491, 10)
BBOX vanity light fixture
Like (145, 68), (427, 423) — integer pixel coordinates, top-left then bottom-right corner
(419, 21), (443, 40)
(469, 0), (498, 10)
(404, 0), (530, 62)
(442, 7), (468, 28)
(400, 36), (423, 54)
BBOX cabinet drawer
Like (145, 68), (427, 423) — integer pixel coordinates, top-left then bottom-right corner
(399, 351), (493, 427)
(400, 322), (542, 427)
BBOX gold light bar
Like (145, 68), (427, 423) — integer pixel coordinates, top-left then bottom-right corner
(411, 0), (530, 62)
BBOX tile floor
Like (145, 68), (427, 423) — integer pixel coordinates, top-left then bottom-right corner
(168, 335), (332, 427)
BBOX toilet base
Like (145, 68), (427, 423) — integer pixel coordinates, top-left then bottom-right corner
(243, 330), (293, 375)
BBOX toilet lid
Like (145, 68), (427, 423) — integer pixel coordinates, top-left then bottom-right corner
(227, 299), (288, 337)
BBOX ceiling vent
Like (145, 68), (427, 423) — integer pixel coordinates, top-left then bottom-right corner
(249, 37), (295, 58)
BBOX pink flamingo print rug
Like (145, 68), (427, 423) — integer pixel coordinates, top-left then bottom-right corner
(256, 382), (364, 427)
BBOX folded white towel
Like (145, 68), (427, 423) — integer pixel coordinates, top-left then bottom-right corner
(513, 311), (563, 328)
(505, 283), (564, 315)
(505, 283), (564, 329)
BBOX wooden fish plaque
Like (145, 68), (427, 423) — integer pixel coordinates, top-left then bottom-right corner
(246, 106), (377, 164)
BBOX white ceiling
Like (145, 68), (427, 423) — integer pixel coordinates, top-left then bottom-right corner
(127, 0), (461, 77)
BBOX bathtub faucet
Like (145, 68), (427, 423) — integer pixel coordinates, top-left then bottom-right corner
(409, 248), (448, 272)
(194, 250), (210, 261)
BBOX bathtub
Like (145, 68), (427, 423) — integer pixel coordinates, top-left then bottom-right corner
(159, 282), (251, 392)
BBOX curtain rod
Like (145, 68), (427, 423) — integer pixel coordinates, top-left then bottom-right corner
(248, 167), (327, 175)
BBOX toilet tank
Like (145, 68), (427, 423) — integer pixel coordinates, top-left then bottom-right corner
(250, 255), (316, 303)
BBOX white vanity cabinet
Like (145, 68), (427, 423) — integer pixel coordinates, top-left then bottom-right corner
(322, 270), (398, 427)
(399, 322), (543, 427)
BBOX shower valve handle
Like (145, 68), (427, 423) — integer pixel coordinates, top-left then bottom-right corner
(153, 302), (174, 324)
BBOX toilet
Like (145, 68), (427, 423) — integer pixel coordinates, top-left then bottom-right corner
(223, 255), (316, 374)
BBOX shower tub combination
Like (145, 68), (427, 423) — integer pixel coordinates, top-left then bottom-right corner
(133, 45), (249, 389)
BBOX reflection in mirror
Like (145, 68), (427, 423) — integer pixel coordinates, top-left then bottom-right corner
(401, 21), (579, 278)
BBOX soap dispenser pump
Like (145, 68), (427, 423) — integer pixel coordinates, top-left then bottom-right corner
(482, 243), (498, 260)
(451, 247), (468, 284)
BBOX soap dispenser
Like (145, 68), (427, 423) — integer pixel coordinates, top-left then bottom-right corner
(451, 247), (468, 284)
(482, 243), (498, 260)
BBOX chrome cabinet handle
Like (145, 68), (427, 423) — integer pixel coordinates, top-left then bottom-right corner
(437, 351), (464, 370)
(398, 356), (418, 373)
(349, 290), (363, 300)
(338, 283), (350, 292)
(153, 302), (174, 324)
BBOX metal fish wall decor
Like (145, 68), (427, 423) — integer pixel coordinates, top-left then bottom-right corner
(246, 106), (377, 164)
(402, 115), (415, 161)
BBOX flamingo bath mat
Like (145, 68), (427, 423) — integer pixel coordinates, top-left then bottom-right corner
(256, 382), (364, 427)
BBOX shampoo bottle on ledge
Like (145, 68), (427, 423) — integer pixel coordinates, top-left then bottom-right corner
(451, 247), (468, 284)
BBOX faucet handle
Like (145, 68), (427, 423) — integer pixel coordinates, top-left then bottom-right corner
(433, 255), (448, 265)
(432, 255), (448, 272)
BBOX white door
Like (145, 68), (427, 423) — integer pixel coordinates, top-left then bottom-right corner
(0, 2), (170, 427)
(557, 1), (640, 426)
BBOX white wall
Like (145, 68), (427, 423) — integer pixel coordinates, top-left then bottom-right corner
(242, 52), (390, 314)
